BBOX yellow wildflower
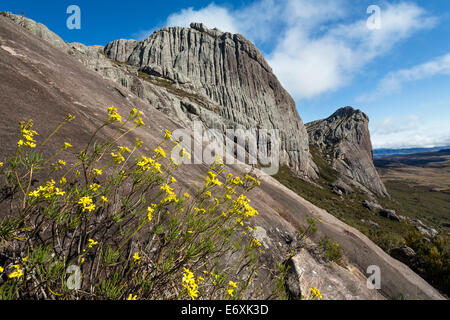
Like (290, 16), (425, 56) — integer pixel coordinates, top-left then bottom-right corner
(164, 129), (172, 140)
(118, 146), (131, 154)
(107, 106), (122, 123)
(111, 152), (125, 164)
(154, 146), (166, 158)
(63, 142), (72, 150)
(135, 137), (143, 148)
(93, 168), (102, 176)
(182, 268), (199, 300)
(251, 238), (262, 248)
(127, 294), (137, 300)
(310, 287), (323, 299)
(134, 117), (145, 127)
(89, 183), (100, 192)
(78, 196), (96, 213)
(101, 196), (108, 203)
(87, 238), (98, 248)
(8, 265), (23, 279)
(133, 252), (141, 263)
(147, 205), (155, 222)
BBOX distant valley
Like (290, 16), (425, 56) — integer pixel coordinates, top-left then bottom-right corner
(373, 146), (450, 159)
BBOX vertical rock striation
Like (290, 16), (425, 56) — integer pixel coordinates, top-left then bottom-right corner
(104, 23), (314, 177)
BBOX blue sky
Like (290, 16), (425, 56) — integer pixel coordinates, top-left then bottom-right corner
(2, 0), (450, 149)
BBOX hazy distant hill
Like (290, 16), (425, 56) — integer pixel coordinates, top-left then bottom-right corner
(373, 146), (450, 159)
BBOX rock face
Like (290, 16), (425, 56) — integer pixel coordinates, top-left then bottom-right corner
(285, 248), (384, 300)
(306, 107), (388, 197)
(104, 23), (314, 178)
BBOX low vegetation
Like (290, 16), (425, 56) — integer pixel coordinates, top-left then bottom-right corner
(0, 107), (266, 300)
(274, 149), (450, 296)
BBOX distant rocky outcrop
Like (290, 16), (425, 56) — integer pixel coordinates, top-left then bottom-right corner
(306, 107), (388, 197)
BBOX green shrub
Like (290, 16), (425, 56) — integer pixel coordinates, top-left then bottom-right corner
(0, 106), (264, 300)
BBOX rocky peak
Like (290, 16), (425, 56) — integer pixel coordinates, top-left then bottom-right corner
(306, 106), (388, 197)
(104, 23), (315, 178)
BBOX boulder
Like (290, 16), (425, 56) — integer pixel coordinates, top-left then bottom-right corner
(389, 246), (420, 269)
(362, 200), (383, 212)
(379, 209), (400, 222)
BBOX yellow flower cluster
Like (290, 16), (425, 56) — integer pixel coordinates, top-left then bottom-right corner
(205, 171), (222, 187)
(232, 194), (259, 219)
(92, 168), (102, 176)
(107, 106), (122, 123)
(160, 184), (178, 204)
(310, 287), (323, 299)
(8, 264), (23, 279)
(147, 204), (156, 222)
(130, 107), (145, 127)
(78, 196), (96, 213)
(251, 238), (262, 248)
(231, 176), (243, 186)
(89, 183), (101, 192)
(182, 268), (199, 300)
(136, 156), (162, 174)
(111, 152), (125, 164)
(18, 119), (38, 148)
(87, 238), (98, 248)
(227, 281), (238, 297)
(29, 180), (65, 199)
(154, 146), (166, 158)
(164, 129), (172, 140)
(135, 137), (143, 148)
(244, 174), (261, 186)
(127, 294), (137, 300)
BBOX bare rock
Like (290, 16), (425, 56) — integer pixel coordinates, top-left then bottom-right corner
(104, 22), (315, 178)
(416, 225), (438, 238)
(306, 107), (388, 197)
(362, 200), (383, 212)
(285, 249), (384, 300)
(379, 209), (400, 222)
(389, 246), (420, 269)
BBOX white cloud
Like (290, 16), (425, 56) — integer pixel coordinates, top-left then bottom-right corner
(358, 53), (450, 102)
(370, 115), (450, 149)
(150, 1), (436, 100)
(267, 1), (437, 99)
(166, 3), (238, 33)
